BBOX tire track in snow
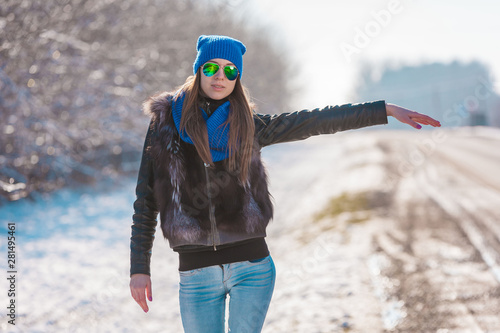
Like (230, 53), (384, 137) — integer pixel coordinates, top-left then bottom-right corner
(369, 128), (500, 332)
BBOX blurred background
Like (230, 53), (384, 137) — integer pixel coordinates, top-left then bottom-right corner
(1, 0), (499, 202)
(1, 0), (292, 202)
(1, 0), (500, 332)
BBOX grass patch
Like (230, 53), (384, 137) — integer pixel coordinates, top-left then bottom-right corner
(313, 192), (373, 224)
(297, 191), (390, 244)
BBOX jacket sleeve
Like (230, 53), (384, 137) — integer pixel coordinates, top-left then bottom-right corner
(254, 100), (387, 147)
(130, 120), (159, 277)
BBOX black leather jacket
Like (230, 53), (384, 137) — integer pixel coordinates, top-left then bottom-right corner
(130, 100), (388, 276)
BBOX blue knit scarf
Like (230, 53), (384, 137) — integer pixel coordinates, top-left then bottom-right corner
(172, 92), (231, 162)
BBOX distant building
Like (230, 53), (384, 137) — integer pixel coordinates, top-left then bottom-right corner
(469, 112), (488, 126)
(352, 61), (499, 128)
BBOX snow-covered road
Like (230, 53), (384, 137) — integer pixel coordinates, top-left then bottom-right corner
(1, 127), (500, 332)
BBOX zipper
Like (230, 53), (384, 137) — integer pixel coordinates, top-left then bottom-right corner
(204, 162), (219, 251)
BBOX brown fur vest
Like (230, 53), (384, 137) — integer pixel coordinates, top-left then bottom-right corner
(143, 92), (273, 249)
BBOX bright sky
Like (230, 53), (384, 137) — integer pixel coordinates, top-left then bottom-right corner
(234, 0), (500, 109)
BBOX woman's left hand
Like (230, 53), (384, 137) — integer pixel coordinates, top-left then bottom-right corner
(386, 103), (441, 129)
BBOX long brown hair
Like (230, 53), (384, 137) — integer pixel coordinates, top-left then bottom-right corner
(176, 70), (256, 183)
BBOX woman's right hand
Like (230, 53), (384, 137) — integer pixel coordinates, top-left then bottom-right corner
(130, 273), (153, 312)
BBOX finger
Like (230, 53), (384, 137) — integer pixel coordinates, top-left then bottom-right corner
(408, 120), (422, 129)
(410, 114), (431, 124)
(137, 293), (149, 313)
(131, 287), (149, 312)
(415, 117), (440, 126)
(410, 113), (441, 127)
(414, 118), (432, 125)
(139, 299), (149, 313)
(399, 113), (421, 129)
(146, 281), (153, 302)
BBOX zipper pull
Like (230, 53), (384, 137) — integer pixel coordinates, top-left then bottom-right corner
(205, 101), (211, 116)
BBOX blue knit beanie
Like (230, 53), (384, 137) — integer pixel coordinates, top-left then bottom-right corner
(193, 35), (246, 79)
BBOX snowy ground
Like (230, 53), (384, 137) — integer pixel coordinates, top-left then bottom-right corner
(1, 127), (500, 332)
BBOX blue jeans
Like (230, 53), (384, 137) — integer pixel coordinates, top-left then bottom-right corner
(179, 255), (276, 333)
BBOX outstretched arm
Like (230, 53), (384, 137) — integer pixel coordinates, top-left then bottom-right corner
(386, 103), (441, 129)
(255, 100), (387, 147)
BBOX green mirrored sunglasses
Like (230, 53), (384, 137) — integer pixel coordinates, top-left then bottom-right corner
(202, 62), (239, 81)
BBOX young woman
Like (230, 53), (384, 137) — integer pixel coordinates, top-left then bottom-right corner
(129, 35), (441, 332)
